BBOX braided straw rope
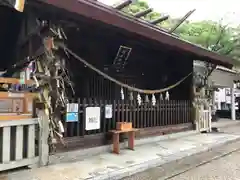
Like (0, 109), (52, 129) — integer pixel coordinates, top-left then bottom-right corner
(60, 44), (192, 95)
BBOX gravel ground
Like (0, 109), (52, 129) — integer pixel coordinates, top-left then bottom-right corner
(122, 124), (240, 180)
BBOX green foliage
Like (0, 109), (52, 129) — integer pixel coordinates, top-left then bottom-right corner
(122, 1), (149, 15)
(122, 0), (171, 27)
(122, 0), (240, 66)
(176, 21), (240, 65)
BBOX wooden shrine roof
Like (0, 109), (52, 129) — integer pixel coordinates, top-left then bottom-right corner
(35, 0), (233, 68)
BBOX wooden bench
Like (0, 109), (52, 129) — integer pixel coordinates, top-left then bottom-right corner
(109, 128), (138, 154)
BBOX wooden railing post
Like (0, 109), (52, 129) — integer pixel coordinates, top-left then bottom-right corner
(38, 110), (49, 166)
(208, 106), (212, 132)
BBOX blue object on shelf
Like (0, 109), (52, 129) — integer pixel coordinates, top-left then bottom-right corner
(66, 112), (78, 122)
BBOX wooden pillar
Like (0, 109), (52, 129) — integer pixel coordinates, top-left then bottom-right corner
(38, 109), (49, 166)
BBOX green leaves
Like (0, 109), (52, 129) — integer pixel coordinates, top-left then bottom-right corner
(122, 0), (240, 66)
(122, 1), (149, 14)
(176, 21), (240, 65)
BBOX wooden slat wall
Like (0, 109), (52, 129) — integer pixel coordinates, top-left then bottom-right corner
(64, 98), (192, 137)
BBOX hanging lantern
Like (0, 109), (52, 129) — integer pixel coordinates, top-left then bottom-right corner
(120, 87), (124, 100)
(165, 91), (170, 100)
(137, 93), (142, 106)
(152, 94), (156, 106)
(160, 93), (163, 100)
(145, 95), (149, 103)
(129, 91), (133, 101)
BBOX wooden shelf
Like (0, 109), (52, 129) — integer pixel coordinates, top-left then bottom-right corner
(0, 114), (32, 121)
(0, 78), (34, 85)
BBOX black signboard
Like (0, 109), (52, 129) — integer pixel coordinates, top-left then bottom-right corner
(113, 46), (132, 72)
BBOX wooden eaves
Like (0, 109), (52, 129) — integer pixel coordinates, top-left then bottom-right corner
(35, 0), (234, 68)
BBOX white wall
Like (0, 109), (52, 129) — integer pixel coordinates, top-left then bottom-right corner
(215, 87), (240, 110)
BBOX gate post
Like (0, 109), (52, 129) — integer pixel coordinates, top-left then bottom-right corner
(38, 110), (49, 166)
(208, 106), (212, 132)
(231, 84), (236, 120)
(194, 105), (200, 131)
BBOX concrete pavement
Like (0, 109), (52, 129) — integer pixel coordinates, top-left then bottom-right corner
(123, 133), (240, 180)
(0, 119), (238, 180)
(3, 121), (240, 180)
(167, 141), (240, 180)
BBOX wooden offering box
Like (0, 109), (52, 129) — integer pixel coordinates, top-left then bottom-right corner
(116, 122), (132, 131)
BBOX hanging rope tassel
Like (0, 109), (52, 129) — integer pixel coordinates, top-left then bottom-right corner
(145, 95), (149, 103)
(129, 91), (133, 101)
(165, 91), (170, 100)
(160, 93), (163, 100)
(137, 93), (142, 106)
(152, 94), (156, 106)
(121, 87), (124, 100)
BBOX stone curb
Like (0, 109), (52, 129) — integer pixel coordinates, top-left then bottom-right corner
(88, 136), (240, 180)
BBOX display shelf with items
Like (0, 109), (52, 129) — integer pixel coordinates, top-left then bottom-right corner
(0, 77), (36, 120)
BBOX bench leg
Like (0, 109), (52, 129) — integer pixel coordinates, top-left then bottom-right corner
(113, 133), (120, 154)
(128, 131), (135, 150)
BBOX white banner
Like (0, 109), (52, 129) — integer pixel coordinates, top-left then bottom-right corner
(85, 107), (101, 130)
(105, 104), (113, 119)
(66, 103), (79, 113)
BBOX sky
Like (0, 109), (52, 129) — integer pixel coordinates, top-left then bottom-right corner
(99, 0), (239, 26)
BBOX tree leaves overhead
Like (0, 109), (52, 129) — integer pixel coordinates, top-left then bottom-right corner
(176, 21), (240, 66)
(122, 1), (172, 29)
(122, 0), (240, 66)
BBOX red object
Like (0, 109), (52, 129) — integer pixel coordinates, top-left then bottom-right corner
(116, 122), (132, 131)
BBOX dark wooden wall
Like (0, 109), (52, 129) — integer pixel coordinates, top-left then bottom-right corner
(9, 4), (193, 101)
(0, 6), (23, 71)
(64, 21), (193, 101)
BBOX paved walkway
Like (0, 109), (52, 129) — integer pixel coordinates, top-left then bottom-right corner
(168, 149), (240, 180)
(212, 118), (240, 129)
(123, 136), (240, 180)
(5, 130), (240, 180)
(167, 142), (240, 180)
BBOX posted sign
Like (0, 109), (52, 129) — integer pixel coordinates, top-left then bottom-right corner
(85, 107), (101, 130)
(105, 104), (113, 119)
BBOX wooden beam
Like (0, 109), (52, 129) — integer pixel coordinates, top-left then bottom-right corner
(0, 115), (33, 121)
(14, 0), (25, 12)
(134, 8), (152, 18)
(0, 78), (34, 85)
(113, 0), (132, 10)
(37, 0), (233, 67)
(169, 9), (196, 33)
(150, 15), (169, 25)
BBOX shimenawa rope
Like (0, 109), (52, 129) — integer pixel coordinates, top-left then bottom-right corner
(59, 44), (192, 95)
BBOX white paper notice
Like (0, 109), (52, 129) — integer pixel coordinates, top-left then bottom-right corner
(85, 107), (101, 130)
